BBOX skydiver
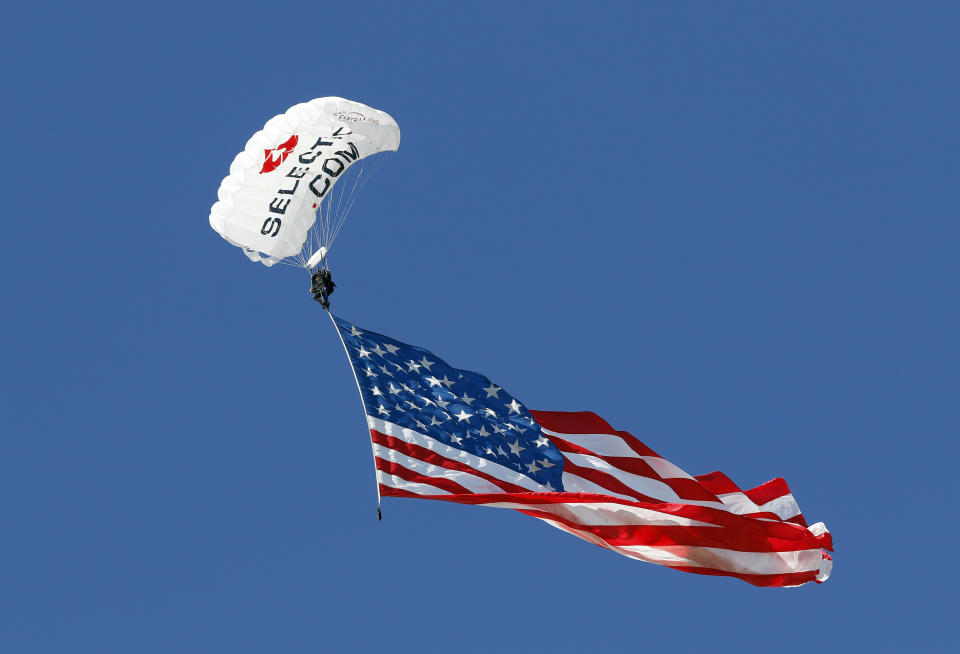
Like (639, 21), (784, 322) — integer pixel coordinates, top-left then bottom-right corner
(310, 267), (336, 309)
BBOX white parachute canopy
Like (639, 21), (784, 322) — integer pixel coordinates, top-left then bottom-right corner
(210, 97), (400, 267)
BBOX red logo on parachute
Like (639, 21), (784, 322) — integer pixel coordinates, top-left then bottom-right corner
(259, 134), (298, 174)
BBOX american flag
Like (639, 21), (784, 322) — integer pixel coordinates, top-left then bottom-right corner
(331, 315), (833, 587)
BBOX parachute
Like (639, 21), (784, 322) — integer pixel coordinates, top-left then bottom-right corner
(210, 97), (400, 268)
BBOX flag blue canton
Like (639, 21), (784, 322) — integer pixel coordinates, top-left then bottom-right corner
(333, 315), (565, 490)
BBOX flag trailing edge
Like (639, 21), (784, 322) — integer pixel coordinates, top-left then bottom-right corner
(330, 314), (833, 588)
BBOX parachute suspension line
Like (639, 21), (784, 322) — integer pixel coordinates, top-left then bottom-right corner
(337, 165), (374, 236)
(329, 163), (363, 246)
(315, 181), (334, 263)
(298, 153), (392, 268)
(314, 208), (329, 264)
(324, 186), (336, 248)
(316, 197), (327, 261)
(305, 206), (321, 268)
(305, 224), (317, 269)
(328, 154), (391, 247)
(332, 163), (351, 230)
(271, 192), (311, 268)
(333, 161), (369, 246)
(332, 194), (360, 246)
(328, 312), (383, 521)
(326, 159), (356, 249)
(260, 258), (306, 269)
(322, 194), (332, 259)
(262, 153), (392, 270)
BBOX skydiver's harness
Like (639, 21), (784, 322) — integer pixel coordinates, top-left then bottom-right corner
(310, 267), (335, 309)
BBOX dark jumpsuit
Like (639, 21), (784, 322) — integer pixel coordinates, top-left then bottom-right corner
(310, 269), (336, 308)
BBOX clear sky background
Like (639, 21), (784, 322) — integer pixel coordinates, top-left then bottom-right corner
(3, 2), (957, 652)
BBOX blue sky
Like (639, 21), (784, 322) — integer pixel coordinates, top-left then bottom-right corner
(2, 2), (957, 652)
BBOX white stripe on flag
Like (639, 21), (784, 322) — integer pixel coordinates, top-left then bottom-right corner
(759, 494), (802, 520)
(716, 492), (764, 515)
(715, 491), (802, 520)
(541, 427), (640, 457)
(617, 544), (825, 576)
(641, 456), (695, 480)
(377, 473), (452, 496)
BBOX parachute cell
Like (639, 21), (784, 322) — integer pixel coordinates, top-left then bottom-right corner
(210, 97), (400, 267)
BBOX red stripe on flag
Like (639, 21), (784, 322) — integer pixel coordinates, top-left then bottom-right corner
(667, 565), (820, 588)
(375, 459), (473, 495)
(785, 515), (809, 528)
(560, 458), (665, 503)
(514, 507), (822, 553)
(379, 486), (425, 499)
(695, 470), (742, 495)
(530, 410), (617, 434)
(744, 477), (791, 506)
